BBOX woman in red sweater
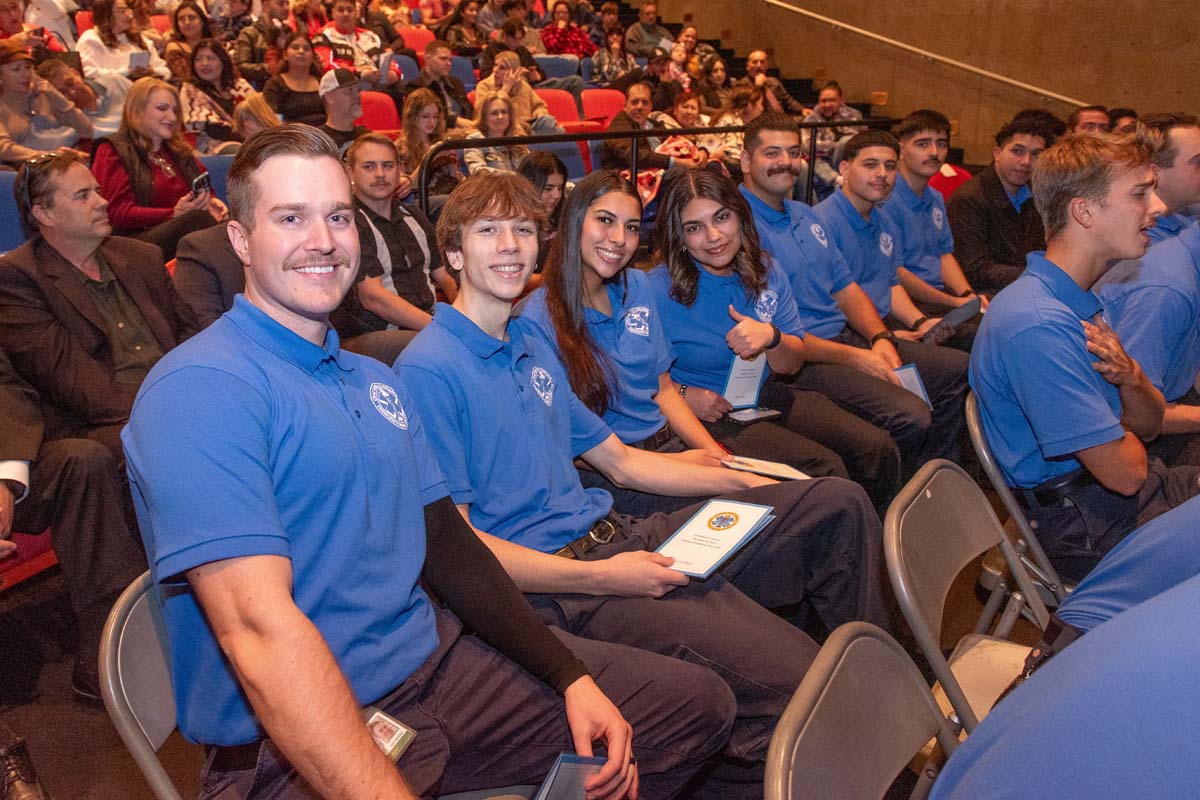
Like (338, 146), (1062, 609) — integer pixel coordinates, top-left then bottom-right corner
(541, 0), (596, 58)
(91, 77), (224, 260)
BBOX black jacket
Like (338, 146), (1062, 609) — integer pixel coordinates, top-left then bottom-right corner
(947, 164), (1046, 295)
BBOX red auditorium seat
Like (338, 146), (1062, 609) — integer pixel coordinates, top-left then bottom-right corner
(929, 163), (973, 200)
(356, 90), (402, 131)
(0, 531), (58, 592)
(581, 88), (626, 130)
(535, 88), (602, 135)
(75, 10), (93, 33)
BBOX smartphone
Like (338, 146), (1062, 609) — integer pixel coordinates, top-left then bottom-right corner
(190, 172), (212, 197)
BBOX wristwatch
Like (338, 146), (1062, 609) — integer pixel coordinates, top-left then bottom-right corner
(910, 316), (930, 331)
(767, 324), (782, 350)
(869, 330), (898, 347)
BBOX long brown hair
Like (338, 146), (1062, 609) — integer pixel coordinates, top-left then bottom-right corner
(653, 168), (768, 306)
(543, 171), (642, 415)
(93, 0), (148, 49)
(402, 88), (446, 164)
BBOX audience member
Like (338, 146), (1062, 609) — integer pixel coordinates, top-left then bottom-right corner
(947, 116), (1048, 294)
(179, 38), (254, 153)
(164, 0), (212, 78)
(129, 0), (165, 53)
(589, 0), (620, 48)
(232, 89), (282, 138)
(653, 91), (728, 164)
(212, 0), (253, 45)
(289, 0), (327, 39)
(316, 0), (398, 93)
(540, 0), (595, 57)
(1011, 107), (1066, 143)
(812, 129), (970, 469)
(675, 25), (714, 79)
(623, 0), (670, 59)
(877, 109), (986, 352)
(590, 26), (635, 86)
(122, 123), (725, 800)
(0, 40), (91, 165)
(516, 148), (566, 270)
(733, 49), (805, 116)
(36, 57), (125, 138)
(76, 0), (171, 83)
(1135, 113), (1200, 243)
(91, 77), (224, 258)
(1108, 107), (1137, 135)
(172, 220), (241, 326)
(494, 0), (545, 55)
(664, 40), (689, 92)
(475, 0), (506, 35)
(694, 56), (729, 115)
(601, 81), (698, 170)
(405, 39), (474, 129)
(263, 31), (327, 125)
(463, 93), (527, 173)
(475, 49), (562, 134)
(709, 84), (764, 170)
(335, 132), (455, 360)
(400, 86), (462, 196)
(971, 130), (1200, 582)
(438, 0), (484, 58)
(481, 18), (584, 109)
(610, 46), (680, 110)
(800, 80), (864, 170)
(232, 0), (292, 89)
(1067, 103), (1110, 134)
(315, 66), (368, 153)
(397, 170), (889, 798)
(0, 0), (65, 51)
(0, 341), (146, 703)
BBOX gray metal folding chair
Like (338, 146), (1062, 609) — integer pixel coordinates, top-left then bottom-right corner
(884, 460), (1049, 735)
(100, 571), (536, 800)
(765, 622), (959, 800)
(966, 392), (1071, 611)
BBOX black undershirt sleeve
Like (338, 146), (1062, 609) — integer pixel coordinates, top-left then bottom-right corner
(422, 496), (589, 694)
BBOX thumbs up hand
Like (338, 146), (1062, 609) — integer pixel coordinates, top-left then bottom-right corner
(726, 305), (776, 359)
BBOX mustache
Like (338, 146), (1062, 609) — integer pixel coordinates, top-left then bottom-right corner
(284, 252), (353, 271)
(767, 165), (801, 177)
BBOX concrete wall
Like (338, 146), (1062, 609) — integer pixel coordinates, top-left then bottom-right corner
(655, 0), (1200, 164)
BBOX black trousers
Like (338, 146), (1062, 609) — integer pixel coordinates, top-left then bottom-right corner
(134, 208), (220, 262)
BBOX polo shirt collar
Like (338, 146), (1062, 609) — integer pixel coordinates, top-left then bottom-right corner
(433, 302), (526, 360)
(584, 279), (626, 324)
(354, 196), (406, 225)
(1155, 212), (1190, 238)
(1024, 252), (1102, 319)
(892, 174), (926, 209)
(1178, 221), (1200, 271)
(739, 184), (788, 226)
(831, 188), (873, 232)
(227, 295), (347, 375)
(1009, 184), (1032, 212)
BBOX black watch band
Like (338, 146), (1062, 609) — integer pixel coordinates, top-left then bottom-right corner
(869, 330), (897, 346)
(959, 289), (975, 298)
(910, 316), (930, 331)
(767, 324), (782, 349)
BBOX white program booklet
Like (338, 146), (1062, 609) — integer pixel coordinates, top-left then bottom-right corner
(723, 456), (810, 481)
(895, 364), (932, 409)
(128, 51), (150, 70)
(722, 355), (767, 409)
(656, 499), (774, 578)
(534, 754), (607, 800)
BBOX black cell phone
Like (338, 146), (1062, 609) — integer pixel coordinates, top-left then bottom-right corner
(190, 172), (212, 197)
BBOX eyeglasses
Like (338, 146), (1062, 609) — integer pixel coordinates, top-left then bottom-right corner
(18, 151), (73, 220)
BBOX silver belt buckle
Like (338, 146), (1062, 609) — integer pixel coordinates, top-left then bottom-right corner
(588, 517), (616, 545)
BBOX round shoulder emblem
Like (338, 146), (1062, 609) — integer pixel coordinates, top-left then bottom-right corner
(932, 208), (945, 229)
(810, 222), (829, 248)
(530, 366), (555, 406)
(625, 306), (651, 337)
(754, 290), (779, 323)
(369, 382), (408, 429)
(879, 232), (894, 257)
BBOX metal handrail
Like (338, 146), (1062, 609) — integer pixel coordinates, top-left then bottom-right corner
(757, 0), (1090, 109)
(416, 116), (899, 215)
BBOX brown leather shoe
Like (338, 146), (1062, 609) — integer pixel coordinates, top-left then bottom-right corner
(0, 739), (49, 800)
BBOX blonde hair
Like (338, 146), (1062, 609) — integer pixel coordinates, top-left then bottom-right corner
(120, 77), (194, 158)
(493, 50), (522, 72)
(234, 91), (282, 138)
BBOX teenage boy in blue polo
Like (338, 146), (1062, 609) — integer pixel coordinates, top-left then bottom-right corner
(879, 110), (989, 311)
(800, 126), (970, 469)
(1138, 113), (1200, 244)
(121, 126), (736, 800)
(396, 171), (891, 800)
(971, 130), (1200, 583)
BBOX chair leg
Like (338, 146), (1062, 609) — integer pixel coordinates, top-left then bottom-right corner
(974, 577), (1008, 635)
(994, 590), (1025, 639)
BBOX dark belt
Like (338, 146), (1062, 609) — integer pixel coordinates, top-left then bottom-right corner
(554, 514), (620, 559)
(630, 424), (674, 451)
(1016, 469), (1098, 510)
(208, 740), (263, 773)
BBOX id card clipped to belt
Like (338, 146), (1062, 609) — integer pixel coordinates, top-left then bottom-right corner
(362, 706), (416, 762)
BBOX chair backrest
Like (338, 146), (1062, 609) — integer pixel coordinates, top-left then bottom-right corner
(99, 571), (184, 800)
(965, 392), (1067, 603)
(580, 55), (594, 83)
(0, 170), (25, 255)
(450, 55), (476, 89)
(533, 53), (579, 79)
(398, 26), (435, 56)
(197, 154), (234, 202)
(150, 14), (171, 33)
(395, 53), (420, 82)
(535, 88), (579, 122)
(357, 90), (402, 131)
(75, 9), (94, 33)
(530, 140), (586, 182)
(581, 88), (625, 129)
(765, 622), (959, 800)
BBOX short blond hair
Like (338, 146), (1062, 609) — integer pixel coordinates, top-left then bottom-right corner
(1032, 128), (1159, 240)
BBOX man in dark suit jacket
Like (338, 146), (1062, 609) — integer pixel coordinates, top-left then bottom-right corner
(601, 81), (701, 171)
(0, 154), (199, 461)
(173, 221), (243, 328)
(1, 347), (145, 703)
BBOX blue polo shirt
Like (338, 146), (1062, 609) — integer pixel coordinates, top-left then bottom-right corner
(932, 571), (1200, 800)
(1098, 222), (1200, 401)
(395, 305), (613, 554)
(646, 260), (805, 394)
(813, 189), (902, 318)
(1008, 183), (1032, 212)
(1147, 212), (1191, 244)
(741, 185), (854, 338)
(877, 176), (954, 288)
(122, 296), (442, 746)
(516, 269), (673, 444)
(969, 253), (1124, 488)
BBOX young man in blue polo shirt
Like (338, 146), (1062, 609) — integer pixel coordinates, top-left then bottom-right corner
(801, 127), (970, 471)
(121, 125), (736, 800)
(1138, 113), (1200, 244)
(971, 129), (1200, 583)
(397, 171), (891, 800)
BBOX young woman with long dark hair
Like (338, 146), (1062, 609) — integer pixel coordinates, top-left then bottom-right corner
(647, 168), (902, 507)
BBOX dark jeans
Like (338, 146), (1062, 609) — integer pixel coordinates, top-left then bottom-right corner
(197, 611), (735, 799)
(134, 208), (219, 262)
(1149, 389), (1200, 467)
(528, 478), (889, 798)
(1023, 458), (1200, 583)
(792, 327), (968, 480)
